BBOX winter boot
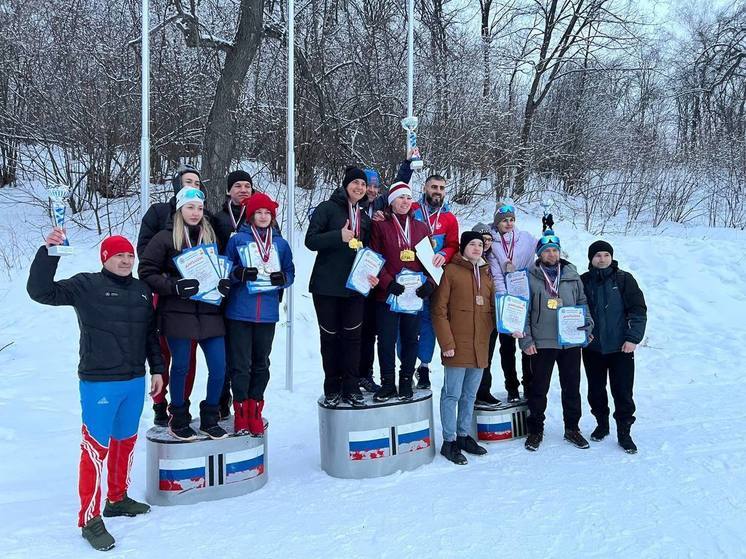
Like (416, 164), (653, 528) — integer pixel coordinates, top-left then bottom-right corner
(524, 432), (543, 451)
(168, 403), (198, 441)
(591, 420), (610, 442)
(359, 376), (381, 393)
(233, 400), (250, 435)
(457, 435), (488, 456)
(564, 429), (590, 449)
(440, 441), (468, 465)
(199, 401), (228, 440)
(415, 365), (431, 390)
(247, 399), (265, 436)
(103, 494), (150, 518)
(323, 392), (341, 407)
(374, 376), (398, 402)
(398, 374), (414, 401)
(342, 389), (365, 407)
(506, 389), (521, 403)
(475, 391), (502, 408)
(617, 425), (638, 454)
(153, 401), (169, 427)
(81, 515), (115, 552)
(219, 395), (232, 421)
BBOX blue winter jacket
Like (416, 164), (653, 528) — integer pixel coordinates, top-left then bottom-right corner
(224, 224), (295, 323)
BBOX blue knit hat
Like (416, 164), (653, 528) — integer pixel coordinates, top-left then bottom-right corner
(364, 168), (381, 189)
(536, 229), (561, 256)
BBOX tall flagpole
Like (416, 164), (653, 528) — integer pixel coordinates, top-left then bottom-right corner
(407, 0), (414, 120)
(140, 0), (150, 219)
(285, 0), (295, 392)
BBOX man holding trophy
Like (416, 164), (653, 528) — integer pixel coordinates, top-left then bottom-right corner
(27, 227), (164, 552)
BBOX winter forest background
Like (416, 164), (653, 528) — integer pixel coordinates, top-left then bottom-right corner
(1, 0), (745, 244)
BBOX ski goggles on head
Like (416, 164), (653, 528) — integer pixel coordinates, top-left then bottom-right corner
(539, 234), (560, 245)
(497, 204), (515, 214)
(181, 188), (205, 201)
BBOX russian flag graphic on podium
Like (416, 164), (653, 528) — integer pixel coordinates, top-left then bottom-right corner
(476, 410), (527, 441)
(158, 457), (206, 491)
(225, 447), (264, 483)
(396, 420), (431, 453)
(348, 428), (392, 461)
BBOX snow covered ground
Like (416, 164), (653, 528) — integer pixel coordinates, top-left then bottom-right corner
(1, 189), (745, 558)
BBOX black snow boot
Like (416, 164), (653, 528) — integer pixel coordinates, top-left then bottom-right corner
(199, 401), (228, 440)
(524, 432), (543, 451)
(359, 377), (381, 393)
(168, 403), (198, 441)
(153, 401), (169, 427)
(564, 429), (590, 449)
(506, 389), (521, 403)
(457, 435), (487, 456)
(440, 441), (467, 465)
(374, 376), (398, 402)
(398, 374), (414, 401)
(415, 365), (431, 389)
(591, 421), (610, 442)
(323, 392), (341, 407)
(618, 425), (638, 454)
(218, 394), (232, 421)
(81, 515), (115, 551)
(342, 389), (365, 407)
(475, 391), (501, 408)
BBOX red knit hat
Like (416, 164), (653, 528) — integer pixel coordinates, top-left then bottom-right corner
(100, 235), (135, 263)
(242, 192), (278, 220)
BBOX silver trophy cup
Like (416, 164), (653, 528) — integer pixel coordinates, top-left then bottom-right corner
(47, 185), (75, 256)
(401, 116), (424, 171)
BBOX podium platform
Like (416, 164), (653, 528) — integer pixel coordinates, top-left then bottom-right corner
(146, 419), (268, 506)
(318, 391), (436, 479)
(471, 401), (529, 442)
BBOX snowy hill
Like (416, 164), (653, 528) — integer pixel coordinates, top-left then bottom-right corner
(1, 192), (745, 558)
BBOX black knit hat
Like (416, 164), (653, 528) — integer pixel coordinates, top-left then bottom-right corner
(460, 231), (483, 254)
(171, 164), (202, 195)
(225, 170), (253, 193)
(588, 240), (614, 261)
(342, 166), (367, 190)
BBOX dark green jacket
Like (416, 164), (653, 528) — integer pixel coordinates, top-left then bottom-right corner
(581, 261), (647, 354)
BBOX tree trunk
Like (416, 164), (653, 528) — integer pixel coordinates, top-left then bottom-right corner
(201, 0), (264, 212)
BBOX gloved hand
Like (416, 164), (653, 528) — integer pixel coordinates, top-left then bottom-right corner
(577, 321), (594, 333)
(217, 278), (231, 297)
(415, 282), (435, 299)
(542, 213), (554, 231)
(270, 271), (285, 287)
(387, 282), (405, 296)
(174, 278), (200, 299)
(232, 266), (259, 283)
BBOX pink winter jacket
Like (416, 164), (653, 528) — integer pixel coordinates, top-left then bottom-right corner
(487, 226), (538, 294)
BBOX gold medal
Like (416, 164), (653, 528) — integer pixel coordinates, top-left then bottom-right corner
(348, 238), (362, 250)
(475, 295), (484, 306)
(547, 297), (562, 309)
(505, 261), (516, 273)
(400, 249), (415, 262)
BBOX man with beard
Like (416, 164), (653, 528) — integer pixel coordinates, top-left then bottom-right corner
(409, 174), (460, 390)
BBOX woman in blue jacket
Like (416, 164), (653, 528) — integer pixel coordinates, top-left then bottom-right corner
(224, 193), (295, 435)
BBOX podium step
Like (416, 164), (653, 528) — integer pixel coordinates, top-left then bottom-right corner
(471, 402), (529, 442)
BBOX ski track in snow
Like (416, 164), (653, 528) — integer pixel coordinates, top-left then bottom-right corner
(1, 200), (745, 558)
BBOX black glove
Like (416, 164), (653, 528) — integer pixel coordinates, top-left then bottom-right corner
(415, 282), (435, 299)
(232, 266), (259, 283)
(542, 213), (554, 231)
(270, 271), (285, 287)
(217, 278), (231, 297)
(387, 282), (405, 296)
(174, 278), (200, 299)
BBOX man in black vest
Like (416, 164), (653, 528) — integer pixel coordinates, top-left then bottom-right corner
(581, 241), (647, 454)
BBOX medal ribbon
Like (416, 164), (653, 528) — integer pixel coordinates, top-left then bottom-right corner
(394, 215), (411, 249)
(229, 204), (245, 232)
(473, 263), (481, 295)
(540, 263), (561, 297)
(423, 198), (442, 235)
(251, 225), (273, 263)
(500, 231), (515, 261)
(348, 203), (361, 239)
(183, 226), (204, 248)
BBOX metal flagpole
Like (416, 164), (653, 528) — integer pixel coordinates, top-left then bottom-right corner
(285, 0), (295, 392)
(407, 0), (414, 120)
(140, 0), (150, 220)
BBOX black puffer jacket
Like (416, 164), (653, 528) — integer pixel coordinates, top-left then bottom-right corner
(137, 196), (217, 256)
(27, 246), (164, 381)
(581, 261), (647, 354)
(138, 228), (226, 340)
(305, 187), (372, 297)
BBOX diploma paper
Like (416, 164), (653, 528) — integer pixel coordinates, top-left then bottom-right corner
(557, 306), (588, 346)
(388, 270), (425, 313)
(173, 247), (221, 303)
(505, 270), (530, 300)
(415, 237), (443, 285)
(238, 243), (282, 294)
(497, 295), (528, 335)
(346, 248), (385, 296)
